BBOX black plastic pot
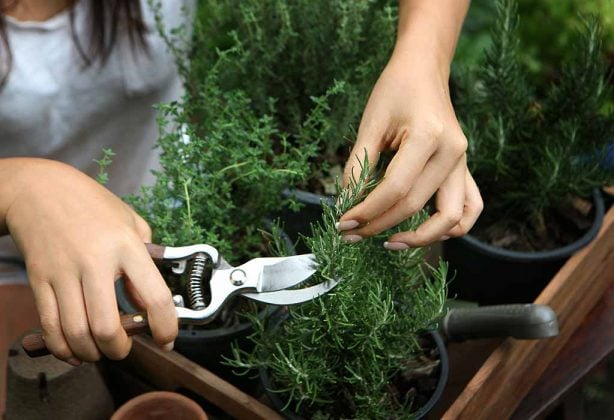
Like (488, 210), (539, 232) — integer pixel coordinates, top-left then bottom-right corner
(260, 330), (448, 420)
(444, 189), (605, 304)
(259, 303), (558, 419)
(277, 189), (333, 253)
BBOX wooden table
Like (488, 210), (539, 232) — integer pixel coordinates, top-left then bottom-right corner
(432, 205), (614, 419)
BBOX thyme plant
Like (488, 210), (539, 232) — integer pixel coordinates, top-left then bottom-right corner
(456, 0), (614, 247)
(229, 162), (447, 419)
(188, 0), (398, 181)
(127, 66), (312, 263)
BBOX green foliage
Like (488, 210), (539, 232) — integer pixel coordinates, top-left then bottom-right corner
(93, 148), (116, 185)
(127, 64), (312, 263)
(228, 161), (447, 419)
(186, 0), (398, 178)
(455, 0), (614, 86)
(456, 0), (614, 239)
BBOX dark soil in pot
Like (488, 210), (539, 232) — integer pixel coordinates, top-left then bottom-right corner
(445, 189), (605, 304)
(259, 331), (448, 420)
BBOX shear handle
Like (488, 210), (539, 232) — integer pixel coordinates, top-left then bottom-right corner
(22, 312), (151, 358)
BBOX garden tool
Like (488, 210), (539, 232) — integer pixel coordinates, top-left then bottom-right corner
(22, 243), (338, 357)
(438, 302), (559, 341)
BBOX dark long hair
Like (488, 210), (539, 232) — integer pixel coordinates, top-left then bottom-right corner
(0, 0), (148, 88)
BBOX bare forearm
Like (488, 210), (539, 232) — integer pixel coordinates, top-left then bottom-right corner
(0, 158), (35, 235)
(395, 0), (470, 77)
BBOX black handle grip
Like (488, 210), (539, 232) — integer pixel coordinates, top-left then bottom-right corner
(441, 304), (559, 341)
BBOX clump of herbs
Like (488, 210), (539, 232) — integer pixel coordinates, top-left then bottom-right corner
(456, 0), (614, 250)
(185, 0), (398, 190)
(229, 160), (447, 419)
(127, 62), (312, 264)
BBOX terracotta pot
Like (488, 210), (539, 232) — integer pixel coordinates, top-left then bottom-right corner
(111, 391), (207, 420)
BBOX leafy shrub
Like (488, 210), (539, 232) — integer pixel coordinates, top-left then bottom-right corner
(128, 65), (313, 263)
(455, 0), (614, 86)
(456, 0), (614, 247)
(229, 165), (447, 419)
(187, 0), (398, 180)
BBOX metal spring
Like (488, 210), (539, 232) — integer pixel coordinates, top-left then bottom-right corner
(187, 253), (208, 310)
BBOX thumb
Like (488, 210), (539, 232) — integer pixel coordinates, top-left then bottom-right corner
(343, 117), (385, 187)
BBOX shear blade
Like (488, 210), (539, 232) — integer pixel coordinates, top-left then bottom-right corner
(257, 254), (317, 292)
(244, 278), (340, 305)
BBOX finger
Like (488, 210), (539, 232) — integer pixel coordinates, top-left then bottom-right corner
(346, 152), (465, 238)
(343, 100), (389, 187)
(445, 170), (484, 238)
(386, 161), (465, 248)
(342, 113), (387, 187)
(82, 267), (132, 360)
(121, 244), (177, 349)
(132, 211), (153, 242)
(341, 130), (437, 225)
(122, 276), (147, 311)
(30, 280), (79, 365)
(53, 277), (102, 362)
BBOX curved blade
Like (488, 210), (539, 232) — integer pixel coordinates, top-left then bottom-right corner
(257, 254), (317, 292)
(243, 278), (340, 305)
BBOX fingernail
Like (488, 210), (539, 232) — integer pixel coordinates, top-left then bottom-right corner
(66, 357), (82, 367)
(342, 234), (362, 244)
(384, 241), (410, 251)
(441, 235), (450, 241)
(336, 220), (360, 231)
(162, 341), (174, 352)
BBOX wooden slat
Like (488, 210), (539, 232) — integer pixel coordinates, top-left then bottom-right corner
(125, 335), (283, 420)
(443, 205), (614, 420)
(512, 284), (614, 419)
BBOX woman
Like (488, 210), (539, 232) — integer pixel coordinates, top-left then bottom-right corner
(0, 0), (482, 410)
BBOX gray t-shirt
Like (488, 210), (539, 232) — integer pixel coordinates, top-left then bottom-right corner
(0, 0), (193, 284)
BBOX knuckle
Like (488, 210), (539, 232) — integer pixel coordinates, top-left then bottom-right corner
(414, 119), (445, 141)
(442, 210), (463, 227)
(383, 178), (409, 201)
(403, 199), (423, 216)
(90, 322), (121, 343)
(135, 216), (153, 241)
(148, 290), (173, 311)
(449, 135), (468, 156)
(64, 324), (90, 342)
(39, 315), (61, 335)
(474, 198), (485, 214)
(106, 345), (131, 361)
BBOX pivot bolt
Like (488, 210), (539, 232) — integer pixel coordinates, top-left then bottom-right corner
(230, 269), (247, 286)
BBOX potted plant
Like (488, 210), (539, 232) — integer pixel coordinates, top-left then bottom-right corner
(116, 49), (313, 383)
(227, 164), (450, 419)
(445, 0), (612, 304)
(189, 0), (399, 249)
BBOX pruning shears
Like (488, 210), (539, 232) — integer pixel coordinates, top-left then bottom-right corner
(22, 243), (338, 357)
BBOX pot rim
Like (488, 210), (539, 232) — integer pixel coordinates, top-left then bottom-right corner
(260, 330), (449, 420)
(454, 189), (605, 262)
(110, 391), (207, 420)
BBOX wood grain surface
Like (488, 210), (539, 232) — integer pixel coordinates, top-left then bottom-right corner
(125, 335), (283, 420)
(443, 205), (614, 420)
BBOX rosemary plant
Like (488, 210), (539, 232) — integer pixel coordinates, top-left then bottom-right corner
(229, 161), (447, 419)
(456, 0), (614, 248)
